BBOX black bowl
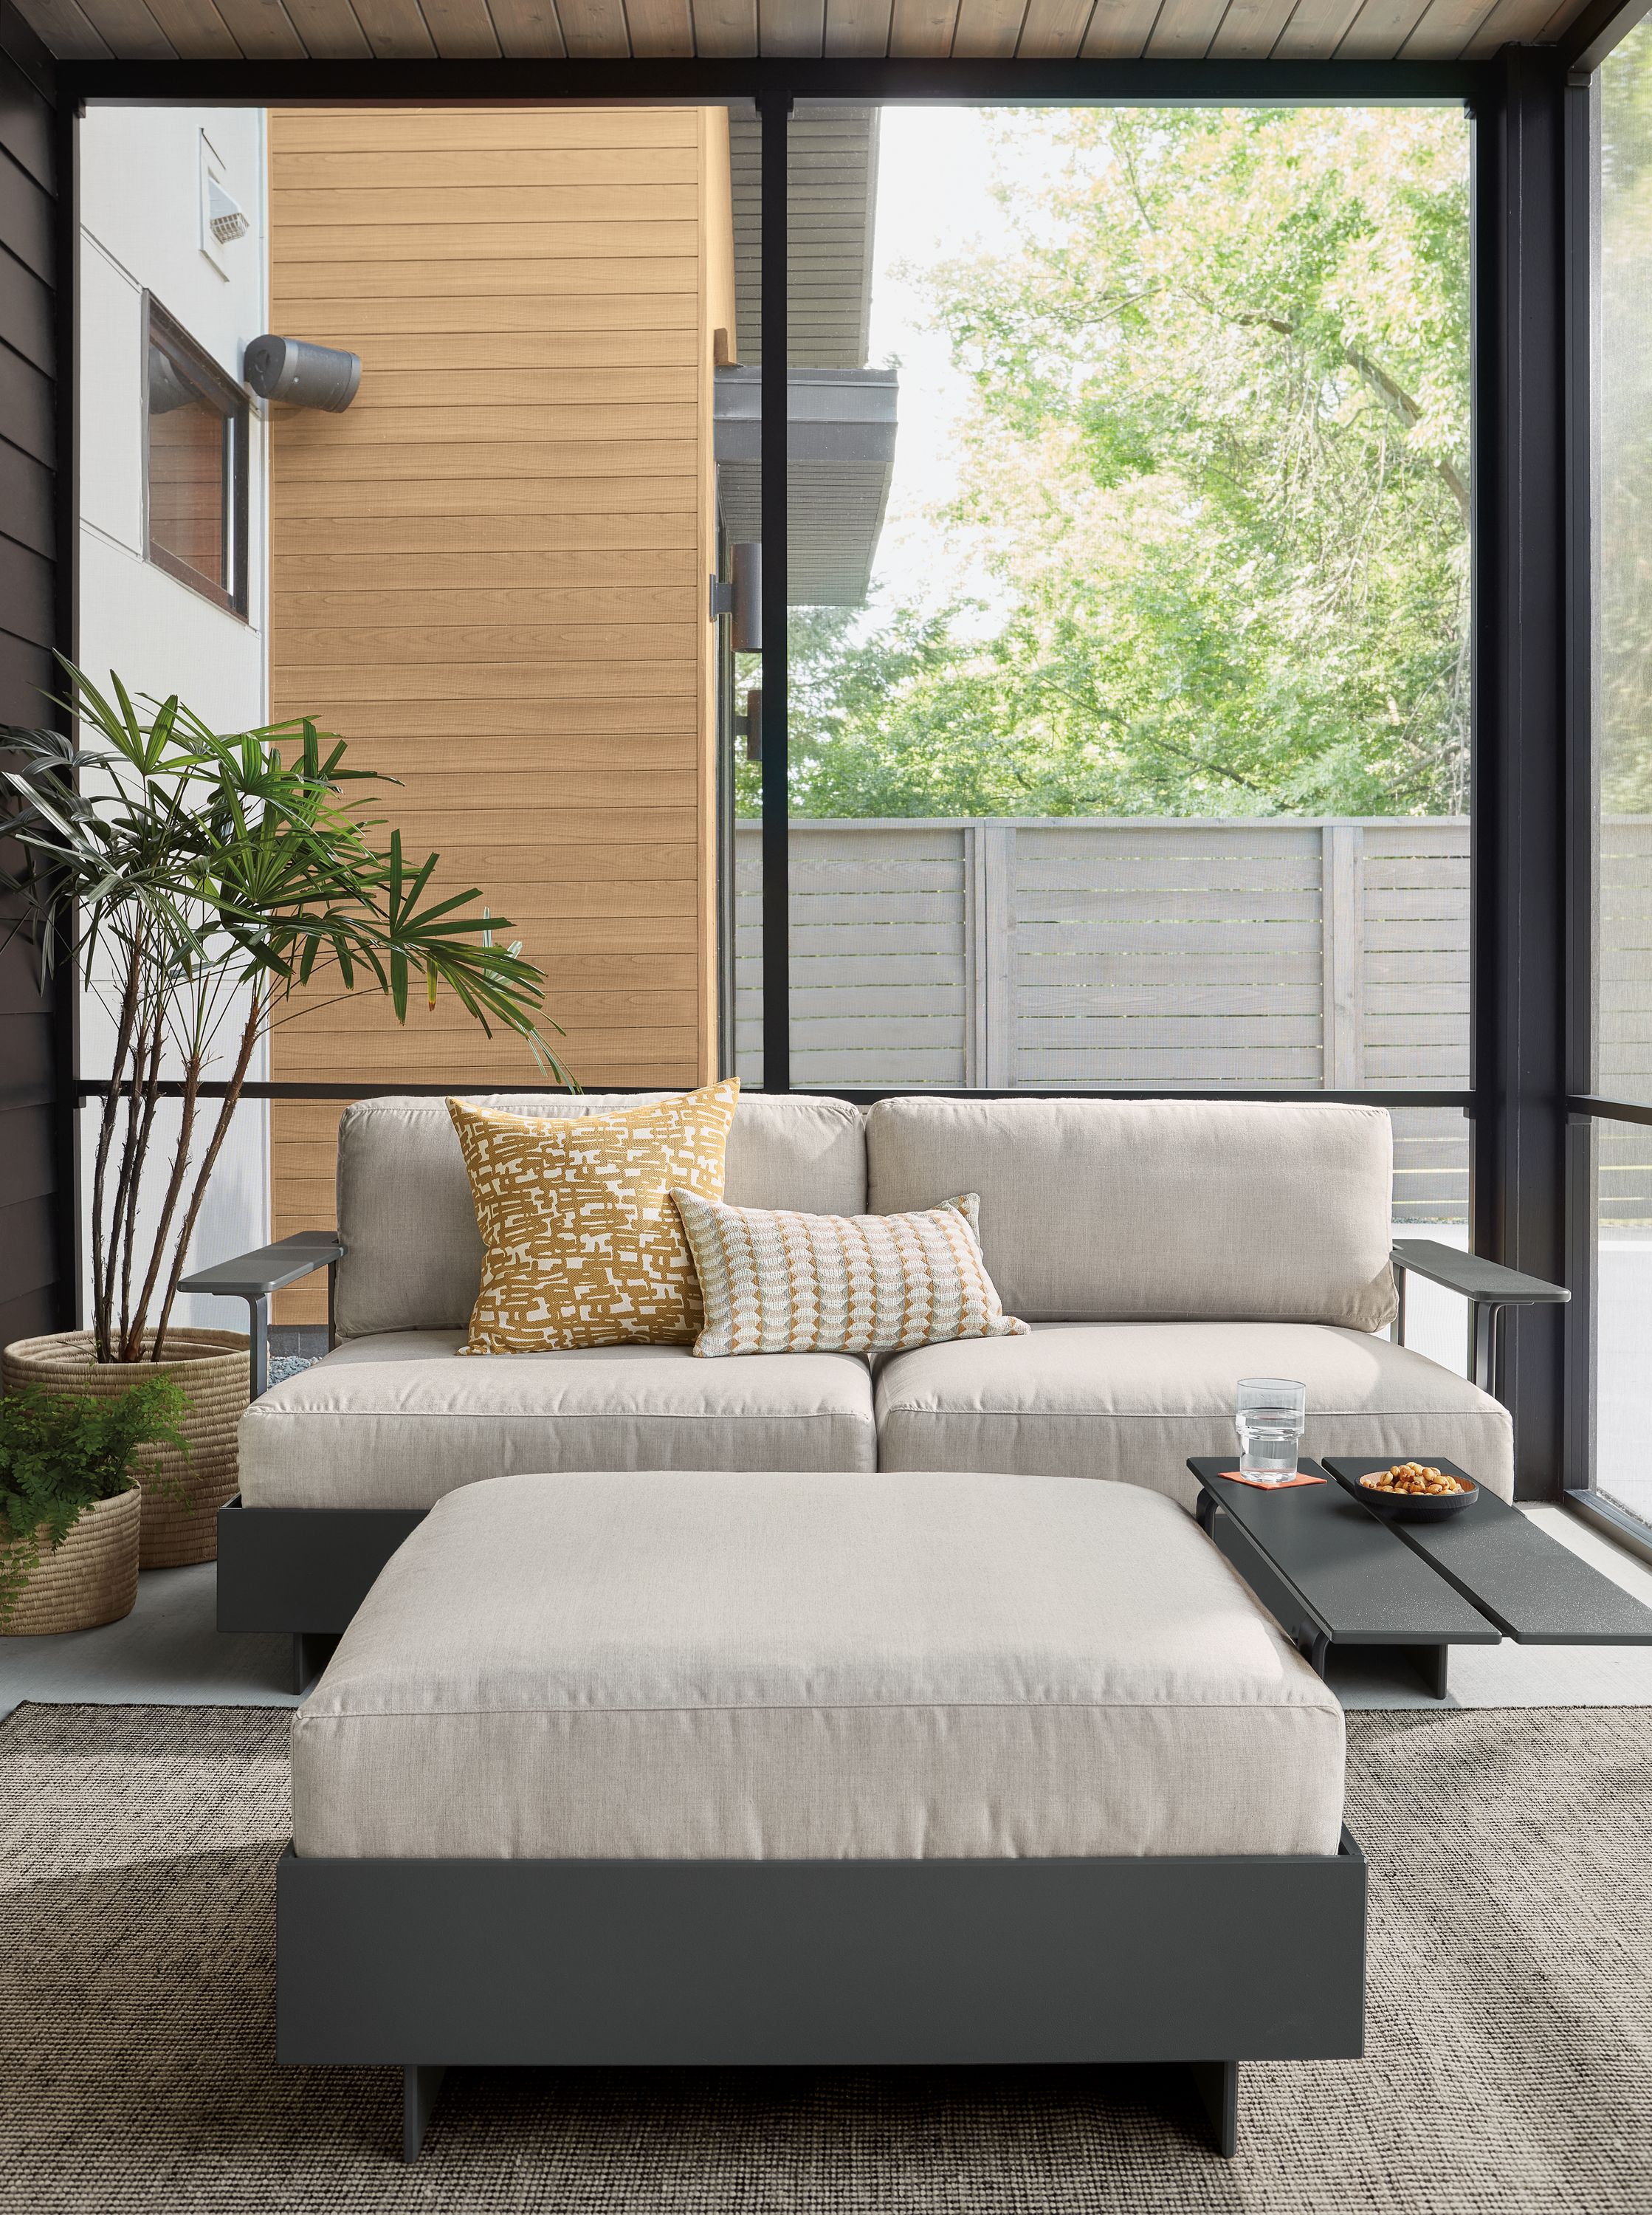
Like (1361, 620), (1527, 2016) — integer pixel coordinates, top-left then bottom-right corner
(1323, 1456), (1480, 1522)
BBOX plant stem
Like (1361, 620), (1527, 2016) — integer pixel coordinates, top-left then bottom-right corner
(148, 985), (263, 1363)
(114, 1008), (163, 1359)
(89, 936), (143, 1362)
(125, 1042), (202, 1364)
(106, 991), (156, 1357)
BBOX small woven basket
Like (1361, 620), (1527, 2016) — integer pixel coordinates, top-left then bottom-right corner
(0, 1486), (140, 1635)
(2, 1330), (249, 1569)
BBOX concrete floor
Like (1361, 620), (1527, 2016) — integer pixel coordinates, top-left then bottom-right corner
(3, 1503), (1651, 1723)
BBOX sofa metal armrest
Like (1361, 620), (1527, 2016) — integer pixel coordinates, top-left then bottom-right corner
(181, 1231), (345, 1401)
(1390, 1239), (1569, 1401)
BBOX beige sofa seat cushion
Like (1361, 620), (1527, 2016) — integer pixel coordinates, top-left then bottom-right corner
(875, 1322), (1515, 1508)
(292, 1468), (1346, 1861)
(866, 1096), (1397, 1329)
(240, 1332), (876, 1508)
(334, 1091), (867, 1340)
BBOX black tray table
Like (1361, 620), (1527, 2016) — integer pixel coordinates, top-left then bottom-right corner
(1189, 1456), (1652, 1699)
(1321, 1457), (1652, 1646)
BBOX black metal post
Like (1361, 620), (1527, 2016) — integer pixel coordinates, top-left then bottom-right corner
(1563, 73), (1601, 1497)
(50, 83), (79, 1332)
(1471, 49), (1572, 1499)
(759, 90), (791, 1091)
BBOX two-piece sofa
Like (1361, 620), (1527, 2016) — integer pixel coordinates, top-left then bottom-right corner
(212, 1091), (1517, 1677)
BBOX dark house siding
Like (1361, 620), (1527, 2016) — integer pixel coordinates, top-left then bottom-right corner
(0, 0), (65, 1345)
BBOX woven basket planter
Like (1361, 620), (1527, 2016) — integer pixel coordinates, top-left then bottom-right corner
(2, 1330), (249, 1569)
(0, 1486), (140, 1635)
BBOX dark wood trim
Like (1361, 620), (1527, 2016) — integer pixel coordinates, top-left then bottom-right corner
(0, 431), (52, 554)
(0, 247), (55, 377)
(0, 0), (55, 106)
(0, 325), (53, 462)
(0, 144), (52, 284)
(0, 522), (52, 636)
(0, 47), (56, 191)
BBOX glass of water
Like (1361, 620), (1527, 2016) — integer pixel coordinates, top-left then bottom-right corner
(1234, 1377), (1307, 1483)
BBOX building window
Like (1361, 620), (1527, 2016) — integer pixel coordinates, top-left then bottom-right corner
(144, 296), (247, 616)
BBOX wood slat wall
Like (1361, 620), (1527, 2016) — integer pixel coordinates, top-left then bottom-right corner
(0, 1), (64, 1345)
(268, 104), (732, 1311)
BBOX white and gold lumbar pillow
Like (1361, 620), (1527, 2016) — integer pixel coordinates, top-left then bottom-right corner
(670, 1189), (1028, 1358)
(449, 1080), (739, 1353)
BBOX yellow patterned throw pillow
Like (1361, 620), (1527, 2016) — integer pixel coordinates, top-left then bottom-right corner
(670, 1189), (1028, 1359)
(450, 1082), (739, 1353)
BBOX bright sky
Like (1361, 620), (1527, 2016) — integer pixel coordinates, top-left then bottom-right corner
(861, 108), (1066, 625)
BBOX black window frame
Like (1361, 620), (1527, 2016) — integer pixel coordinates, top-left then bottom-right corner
(1560, 13), (1652, 1560)
(55, 47), (1617, 1504)
(142, 292), (249, 619)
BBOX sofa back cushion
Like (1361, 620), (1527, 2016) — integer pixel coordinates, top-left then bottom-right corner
(334, 1091), (867, 1339)
(865, 1097), (1396, 1330)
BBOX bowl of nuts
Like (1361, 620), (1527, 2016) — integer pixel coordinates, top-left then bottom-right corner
(1324, 1457), (1479, 1522)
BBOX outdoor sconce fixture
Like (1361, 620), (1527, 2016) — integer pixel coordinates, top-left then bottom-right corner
(243, 335), (362, 413)
(709, 540), (763, 651)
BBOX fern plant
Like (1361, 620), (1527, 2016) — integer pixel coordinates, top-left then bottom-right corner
(0, 1377), (192, 1627)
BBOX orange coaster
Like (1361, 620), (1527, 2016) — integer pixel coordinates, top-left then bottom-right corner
(1217, 1469), (1326, 1491)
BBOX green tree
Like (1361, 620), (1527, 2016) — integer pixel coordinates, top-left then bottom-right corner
(1600, 27), (1652, 814)
(746, 106), (1471, 822)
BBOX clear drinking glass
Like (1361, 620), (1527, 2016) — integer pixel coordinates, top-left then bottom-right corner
(1234, 1377), (1307, 1483)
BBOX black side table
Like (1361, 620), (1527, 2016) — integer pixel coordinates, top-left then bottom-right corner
(1188, 1458), (1495, 1697)
(1190, 1456), (1652, 1698)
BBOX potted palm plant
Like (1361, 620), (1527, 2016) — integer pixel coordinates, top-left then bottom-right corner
(0, 666), (567, 1566)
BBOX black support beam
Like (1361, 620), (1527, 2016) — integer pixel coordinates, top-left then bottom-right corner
(61, 58), (1485, 109)
(1472, 47), (1572, 1498)
(759, 90), (789, 1093)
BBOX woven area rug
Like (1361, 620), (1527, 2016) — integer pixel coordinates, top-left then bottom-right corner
(1, 1703), (1648, 2214)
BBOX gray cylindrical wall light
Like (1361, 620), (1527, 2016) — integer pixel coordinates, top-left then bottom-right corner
(243, 335), (362, 413)
(730, 540), (763, 653)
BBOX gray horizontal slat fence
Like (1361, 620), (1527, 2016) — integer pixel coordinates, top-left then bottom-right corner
(1599, 818), (1652, 1115)
(1593, 816), (1652, 1221)
(734, 817), (1473, 1218)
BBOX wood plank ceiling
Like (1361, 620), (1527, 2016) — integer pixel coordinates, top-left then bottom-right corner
(11, 0), (1597, 67)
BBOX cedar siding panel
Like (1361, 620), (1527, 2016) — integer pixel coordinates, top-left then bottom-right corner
(268, 105), (727, 1316)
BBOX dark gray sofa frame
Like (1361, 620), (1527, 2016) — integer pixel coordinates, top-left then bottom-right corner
(202, 1232), (1568, 1687)
(278, 1830), (1368, 2161)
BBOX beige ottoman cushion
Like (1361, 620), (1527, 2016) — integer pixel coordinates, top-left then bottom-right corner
(292, 1467), (1345, 1862)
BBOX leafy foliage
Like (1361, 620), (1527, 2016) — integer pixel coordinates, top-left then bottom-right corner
(743, 108), (1470, 822)
(0, 666), (572, 1362)
(1600, 31), (1652, 814)
(0, 1376), (191, 1627)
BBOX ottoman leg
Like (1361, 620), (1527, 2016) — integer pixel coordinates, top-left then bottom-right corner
(1188, 2060), (1239, 2157)
(402, 2064), (447, 2162)
(292, 1632), (339, 1697)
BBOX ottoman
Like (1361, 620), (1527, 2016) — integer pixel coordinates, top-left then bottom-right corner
(278, 1469), (1366, 2160)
